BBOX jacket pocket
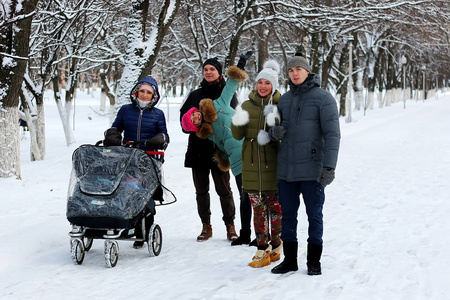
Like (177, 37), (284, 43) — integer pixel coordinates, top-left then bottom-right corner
(310, 140), (324, 161)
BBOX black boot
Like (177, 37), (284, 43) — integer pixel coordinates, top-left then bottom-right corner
(271, 241), (298, 274)
(307, 243), (323, 275)
(231, 229), (251, 246)
(249, 238), (257, 247)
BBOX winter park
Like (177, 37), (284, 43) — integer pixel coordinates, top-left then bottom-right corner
(1, 1), (450, 300)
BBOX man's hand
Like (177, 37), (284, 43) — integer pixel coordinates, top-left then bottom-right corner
(269, 117), (285, 141)
(319, 168), (335, 187)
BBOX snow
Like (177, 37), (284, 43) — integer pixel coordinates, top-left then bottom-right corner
(1, 88), (450, 299)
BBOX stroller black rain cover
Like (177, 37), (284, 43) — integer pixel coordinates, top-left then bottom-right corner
(66, 145), (164, 228)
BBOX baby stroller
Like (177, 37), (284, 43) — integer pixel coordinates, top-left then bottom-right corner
(66, 141), (176, 267)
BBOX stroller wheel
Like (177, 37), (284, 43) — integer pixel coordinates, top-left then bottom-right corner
(71, 238), (85, 265)
(148, 224), (162, 257)
(83, 237), (93, 252)
(104, 240), (119, 268)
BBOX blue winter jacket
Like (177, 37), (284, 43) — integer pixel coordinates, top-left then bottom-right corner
(277, 73), (340, 182)
(112, 76), (169, 150)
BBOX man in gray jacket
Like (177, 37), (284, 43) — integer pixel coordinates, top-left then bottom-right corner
(270, 53), (340, 275)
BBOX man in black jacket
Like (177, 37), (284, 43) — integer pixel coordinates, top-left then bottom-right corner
(180, 58), (238, 242)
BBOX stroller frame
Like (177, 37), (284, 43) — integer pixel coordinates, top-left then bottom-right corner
(67, 142), (167, 268)
(69, 210), (161, 268)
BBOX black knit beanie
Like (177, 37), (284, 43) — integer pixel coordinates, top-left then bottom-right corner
(202, 57), (223, 75)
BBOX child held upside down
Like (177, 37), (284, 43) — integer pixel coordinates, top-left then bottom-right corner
(181, 54), (254, 246)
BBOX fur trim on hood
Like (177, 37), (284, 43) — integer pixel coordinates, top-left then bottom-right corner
(226, 66), (248, 83)
(196, 122), (213, 139)
(199, 99), (217, 123)
(232, 105), (250, 126)
(195, 98), (216, 139)
(213, 149), (231, 172)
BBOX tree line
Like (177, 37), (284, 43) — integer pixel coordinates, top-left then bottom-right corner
(1, 0), (449, 178)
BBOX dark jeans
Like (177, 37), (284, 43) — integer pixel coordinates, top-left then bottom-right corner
(234, 174), (252, 231)
(192, 165), (235, 225)
(278, 180), (325, 245)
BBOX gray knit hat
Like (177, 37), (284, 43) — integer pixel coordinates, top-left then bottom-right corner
(287, 53), (310, 72)
(255, 60), (280, 92)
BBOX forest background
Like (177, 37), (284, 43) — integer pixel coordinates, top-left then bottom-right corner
(1, 0), (449, 179)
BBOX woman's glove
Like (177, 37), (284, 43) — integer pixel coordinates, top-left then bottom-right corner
(145, 133), (168, 150)
(232, 105), (249, 126)
(104, 127), (122, 146)
(237, 51), (253, 70)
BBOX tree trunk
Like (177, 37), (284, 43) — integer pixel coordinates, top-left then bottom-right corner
(337, 42), (349, 117)
(115, 0), (181, 109)
(99, 70), (116, 123)
(23, 74), (46, 161)
(52, 75), (75, 146)
(255, 21), (269, 71)
(19, 90), (43, 161)
(0, 0), (39, 178)
(224, 0), (255, 68)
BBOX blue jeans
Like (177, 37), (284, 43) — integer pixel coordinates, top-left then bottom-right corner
(278, 180), (325, 244)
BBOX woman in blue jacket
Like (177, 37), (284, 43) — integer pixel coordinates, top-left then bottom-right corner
(105, 76), (169, 249)
(106, 76), (169, 151)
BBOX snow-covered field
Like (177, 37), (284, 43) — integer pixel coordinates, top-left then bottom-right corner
(1, 88), (449, 299)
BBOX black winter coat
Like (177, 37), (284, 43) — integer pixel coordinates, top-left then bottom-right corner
(180, 77), (238, 168)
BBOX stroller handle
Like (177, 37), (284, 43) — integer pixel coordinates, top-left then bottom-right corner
(96, 140), (165, 159)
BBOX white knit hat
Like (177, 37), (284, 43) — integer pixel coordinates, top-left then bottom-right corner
(255, 60), (280, 92)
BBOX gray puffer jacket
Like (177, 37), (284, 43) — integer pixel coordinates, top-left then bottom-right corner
(277, 73), (340, 182)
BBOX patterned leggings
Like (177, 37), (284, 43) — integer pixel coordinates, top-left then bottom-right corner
(248, 193), (282, 247)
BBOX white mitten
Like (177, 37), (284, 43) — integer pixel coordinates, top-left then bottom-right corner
(232, 105), (250, 126)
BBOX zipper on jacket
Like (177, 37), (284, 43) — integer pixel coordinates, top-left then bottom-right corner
(258, 98), (264, 196)
(136, 109), (144, 147)
(250, 139), (254, 166)
(263, 146), (268, 169)
(296, 106), (302, 125)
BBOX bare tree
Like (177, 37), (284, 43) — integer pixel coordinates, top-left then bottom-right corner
(115, 0), (181, 110)
(0, 0), (39, 178)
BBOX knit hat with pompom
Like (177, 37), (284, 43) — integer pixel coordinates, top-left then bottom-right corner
(255, 60), (280, 93)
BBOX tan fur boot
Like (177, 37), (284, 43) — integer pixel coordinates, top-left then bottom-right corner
(270, 241), (283, 262)
(249, 245), (272, 268)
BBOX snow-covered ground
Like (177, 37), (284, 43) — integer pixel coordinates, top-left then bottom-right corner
(1, 88), (449, 299)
